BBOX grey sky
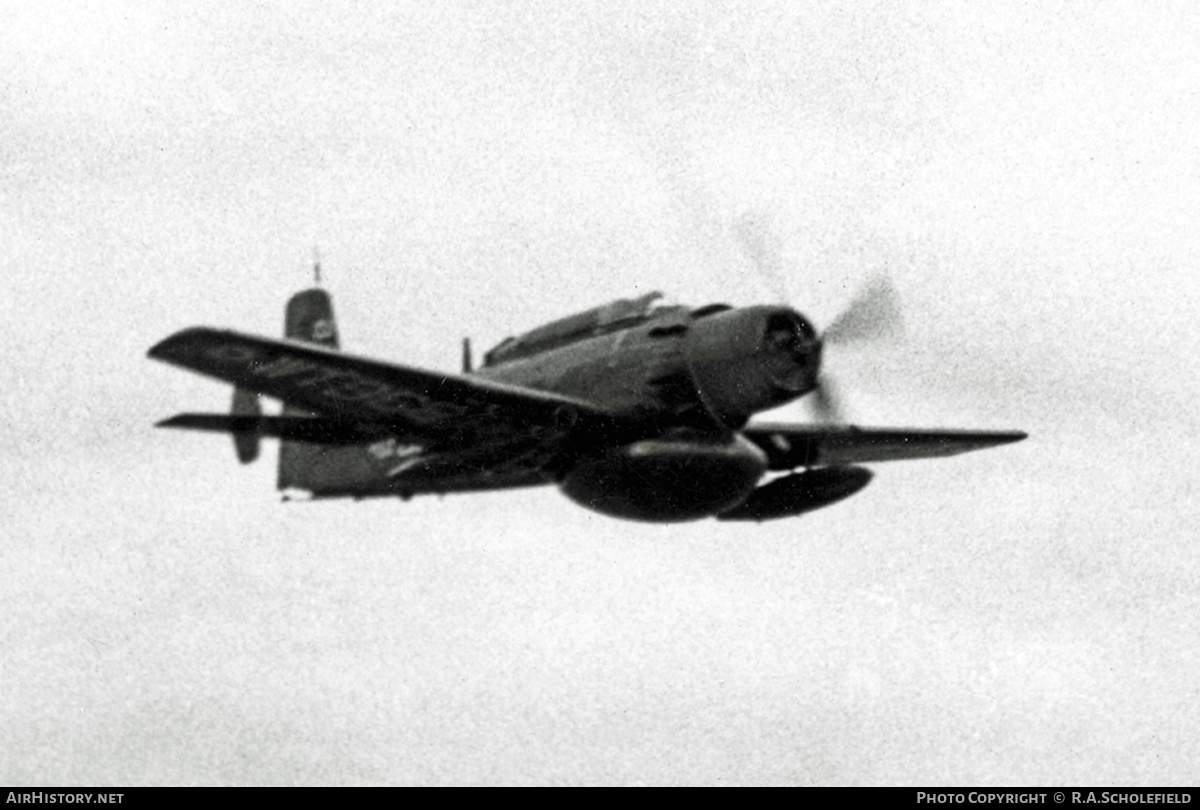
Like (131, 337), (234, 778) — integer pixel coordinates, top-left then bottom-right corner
(3, 0), (1199, 784)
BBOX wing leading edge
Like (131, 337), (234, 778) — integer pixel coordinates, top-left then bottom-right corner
(742, 423), (1027, 469)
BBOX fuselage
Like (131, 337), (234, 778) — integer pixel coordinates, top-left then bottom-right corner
(282, 292), (828, 522)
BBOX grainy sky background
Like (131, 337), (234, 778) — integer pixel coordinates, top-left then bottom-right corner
(3, 0), (1199, 785)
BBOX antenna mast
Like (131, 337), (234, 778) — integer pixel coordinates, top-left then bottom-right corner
(312, 245), (322, 286)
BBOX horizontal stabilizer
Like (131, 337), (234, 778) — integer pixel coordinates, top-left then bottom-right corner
(157, 414), (403, 445)
(742, 423), (1027, 469)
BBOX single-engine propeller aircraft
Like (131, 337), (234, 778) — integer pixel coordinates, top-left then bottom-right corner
(148, 271), (1025, 522)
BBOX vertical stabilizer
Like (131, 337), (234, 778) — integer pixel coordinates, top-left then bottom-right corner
(278, 285), (340, 490)
(284, 288), (339, 349)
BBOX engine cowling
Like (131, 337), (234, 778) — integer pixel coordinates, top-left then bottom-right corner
(559, 433), (768, 523)
(716, 466), (873, 521)
(684, 306), (821, 428)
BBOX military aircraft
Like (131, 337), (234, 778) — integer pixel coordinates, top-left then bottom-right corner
(148, 271), (1025, 522)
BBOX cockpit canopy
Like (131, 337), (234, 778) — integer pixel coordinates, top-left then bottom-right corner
(483, 291), (693, 366)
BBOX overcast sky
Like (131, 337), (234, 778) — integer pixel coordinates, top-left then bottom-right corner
(3, 0), (1199, 785)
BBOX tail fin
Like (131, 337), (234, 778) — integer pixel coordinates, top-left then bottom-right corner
(284, 288), (340, 349)
(278, 287), (340, 490)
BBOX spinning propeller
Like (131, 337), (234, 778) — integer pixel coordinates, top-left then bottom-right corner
(733, 214), (905, 424)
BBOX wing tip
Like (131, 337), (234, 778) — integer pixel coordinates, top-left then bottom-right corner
(147, 326), (225, 361)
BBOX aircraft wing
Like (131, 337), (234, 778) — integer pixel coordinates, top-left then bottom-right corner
(742, 423), (1027, 469)
(148, 327), (614, 443)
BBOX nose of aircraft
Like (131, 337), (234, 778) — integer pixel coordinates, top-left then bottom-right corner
(685, 304), (825, 426)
